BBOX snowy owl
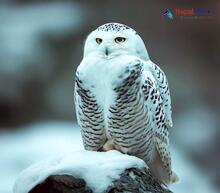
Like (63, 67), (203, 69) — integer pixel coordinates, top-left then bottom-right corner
(74, 23), (178, 184)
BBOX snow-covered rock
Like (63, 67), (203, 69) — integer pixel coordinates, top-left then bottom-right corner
(13, 150), (145, 193)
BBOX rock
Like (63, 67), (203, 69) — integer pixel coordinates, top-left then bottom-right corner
(29, 174), (92, 193)
(14, 151), (172, 193)
(107, 168), (172, 193)
(29, 169), (172, 193)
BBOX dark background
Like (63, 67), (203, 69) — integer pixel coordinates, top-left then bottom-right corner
(0, 0), (219, 192)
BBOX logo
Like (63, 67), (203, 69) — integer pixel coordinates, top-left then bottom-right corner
(164, 8), (212, 20)
(175, 8), (211, 16)
(164, 9), (174, 19)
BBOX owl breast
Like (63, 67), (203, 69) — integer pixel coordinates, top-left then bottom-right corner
(77, 53), (132, 115)
(77, 53), (155, 163)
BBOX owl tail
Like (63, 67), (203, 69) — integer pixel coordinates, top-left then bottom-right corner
(150, 164), (179, 184)
(169, 171), (179, 184)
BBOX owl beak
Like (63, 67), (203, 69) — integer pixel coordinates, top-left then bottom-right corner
(105, 47), (109, 56)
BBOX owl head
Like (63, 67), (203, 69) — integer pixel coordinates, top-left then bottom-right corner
(83, 23), (149, 60)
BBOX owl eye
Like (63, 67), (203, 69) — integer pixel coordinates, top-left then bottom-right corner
(115, 37), (126, 43)
(96, 38), (103, 44)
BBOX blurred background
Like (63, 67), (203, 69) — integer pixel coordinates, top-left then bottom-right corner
(0, 0), (219, 193)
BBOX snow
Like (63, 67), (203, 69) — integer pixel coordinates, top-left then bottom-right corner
(174, 106), (218, 152)
(170, 147), (219, 193)
(13, 150), (145, 193)
(0, 122), (82, 193)
(0, 121), (219, 193)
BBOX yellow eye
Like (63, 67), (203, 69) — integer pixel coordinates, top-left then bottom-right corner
(96, 38), (102, 44)
(115, 37), (126, 43)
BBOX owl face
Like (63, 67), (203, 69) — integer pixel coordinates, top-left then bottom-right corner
(83, 23), (149, 61)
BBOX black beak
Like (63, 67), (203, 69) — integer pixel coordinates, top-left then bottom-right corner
(105, 48), (109, 55)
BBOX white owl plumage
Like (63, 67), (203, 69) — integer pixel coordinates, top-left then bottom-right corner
(74, 23), (178, 184)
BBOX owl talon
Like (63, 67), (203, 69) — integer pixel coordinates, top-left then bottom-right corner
(103, 140), (115, 151)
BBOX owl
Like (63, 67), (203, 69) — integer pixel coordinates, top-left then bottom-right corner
(74, 23), (178, 184)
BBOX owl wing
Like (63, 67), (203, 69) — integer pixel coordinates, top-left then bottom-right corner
(141, 66), (172, 182)
(74, 72), (106, 151)
(144, 60), (173, 128)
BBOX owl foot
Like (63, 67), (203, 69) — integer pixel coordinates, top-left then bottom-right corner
(103, 139), (115, 151)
